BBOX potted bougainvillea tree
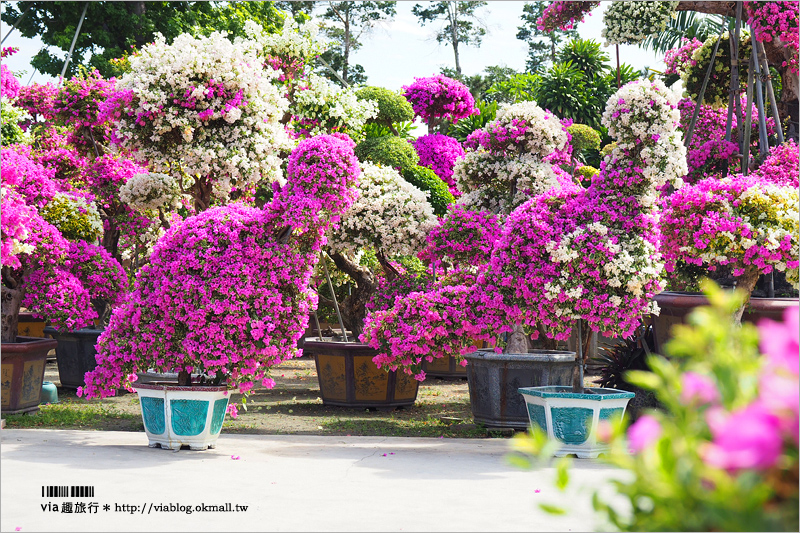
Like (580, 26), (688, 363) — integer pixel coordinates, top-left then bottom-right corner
(361, 99), (580, 428)
(80, 134), (360, 450)
(1, 142), (126, 413)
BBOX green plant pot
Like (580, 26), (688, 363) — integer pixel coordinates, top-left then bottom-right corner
(132, 382), (229, 451)
(518, 386), (635, 458)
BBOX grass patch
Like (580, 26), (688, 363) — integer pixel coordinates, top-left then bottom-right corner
(322, 414), (487, 438)
(2, 400), (143, 431)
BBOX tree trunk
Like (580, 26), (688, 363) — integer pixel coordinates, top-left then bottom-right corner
(191, 175), (212, 213)
(504, 322), (530, 354)
(732, 266), (761, 324)
(101, 220), (121, 264)
(328, 251), (378, 339)
(178, 370), (192, 387)
(449, 3), (461, 75)
(1, 284), (22, 344)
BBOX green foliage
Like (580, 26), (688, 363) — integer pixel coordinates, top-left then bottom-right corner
(640, 10), (726, 54)
(556, 39), (610, 81)
(446, 99), (498, 142)
(0, 99), (30, 146)
(535, 62), (595, 122)
(401, 166), (455, 216)
(485, 73), (539, 104)
(354, 135), (419, 172)
(575, 165), (599, 181)
(356, 86), (414, 125)
(363, 121), (418, 140)
(516, 2), (578, 72)
(567, 124), (601, 153)
(511, 282), (799, 532)
(439, 65), (519, 101)
(0, 1), (285, 78)
(600, 141), (618, 158)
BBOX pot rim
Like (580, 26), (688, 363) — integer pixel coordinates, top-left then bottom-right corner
(519, 385), (635, 400)
(132, 382), (229, 392)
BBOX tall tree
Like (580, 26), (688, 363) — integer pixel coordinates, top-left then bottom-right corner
(412, 1), (488, 76)
(516, 2), (578, 72)
(317, 1), (397, 86)
(0, 1), (284, 79)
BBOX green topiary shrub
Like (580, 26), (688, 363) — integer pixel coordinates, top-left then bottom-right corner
(356, 86), (415, 126)
(575, 165), (599, 180)
(567, 123), (602, 153)
(355, 135), (419, 172)
(401, 165), (455, 217)
(600, 141), (617, 158)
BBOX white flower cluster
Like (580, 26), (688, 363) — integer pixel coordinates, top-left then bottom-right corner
(494, 101), (569, 158)
(112, 31), (292, 199)
(41, 193), (104, 241)
(454, 100), (566, 218)
(291, 74), (378, 136)
(240, 18), (327, 63)
(328, 162), (437, 257)
(602, 80), (687, 190)
(601, 1), (679, 46)
(119, 172), (181, 212)
(454, 151), (559, 216)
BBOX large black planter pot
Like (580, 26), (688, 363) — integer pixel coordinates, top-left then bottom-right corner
(651, 292), (799, 354)
(1, 336), (58, 414)
(44, 326), (103, 389)
(463, 349), (575, 429)
(303, 340), (419, 409)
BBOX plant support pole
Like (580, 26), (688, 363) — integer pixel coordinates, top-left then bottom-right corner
(312, 310), (323, 342)
(724, 2), (743, 147)
(58, 2), (89, 86)
(320, 252), (348, 342)
(577, 319), (584, 393)
(750, 28), (770, 158)
(757, 40), (785, 145)
(684, 28), (727, 148)
(1, 4), (32, 45)
(742, 53), (756, 174)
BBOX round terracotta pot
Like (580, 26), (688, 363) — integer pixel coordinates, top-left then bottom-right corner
(651, 291), (799, 354)
(1, 336), (58, 414)
(303, 340), (419, 409)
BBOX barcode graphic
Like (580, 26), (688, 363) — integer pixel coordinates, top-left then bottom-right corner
(41, 486), (95, 498)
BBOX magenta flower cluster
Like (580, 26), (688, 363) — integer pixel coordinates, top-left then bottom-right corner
(1, 146), (127, 332)
(1, 63), (21, 99)
(80, 135), (360, 414)
(536, 1), (599, 31)
(401, 75), (478, 125)
(661, 173), (799, 280)
(745, 0), (799, 74)
(418, 204), (501, 270)
(362, 284), (482, 381)
(412, 133), (465, 194)
(685, 138), (740, 184)
(14, 82), (58, 122)
(663, 38), (702, 77)
(477, 80), (685, 342)
(754, 139), (799, 187)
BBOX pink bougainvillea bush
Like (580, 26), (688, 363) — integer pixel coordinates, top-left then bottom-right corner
(413, 133), (465, 195)
(663, 37), (703, 78)
(418, 204), (501, 270)
(661, 173), (800, 294)
(478, 79), (687, 344)
(745, 0), (799, 74)
(1, 146), (127, 340)
(536, 0), (599, 31)
(80, 135), (360, 414)
(754, 139), (799, 187)
(402, 75), (477, 131)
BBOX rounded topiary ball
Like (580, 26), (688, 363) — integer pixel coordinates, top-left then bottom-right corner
(576, 165), (599, 180)
(401, 165), (454, 217)
(355, 135), (419, 172)
(356, 86), (415, 125)
(567, 124), (601, 153)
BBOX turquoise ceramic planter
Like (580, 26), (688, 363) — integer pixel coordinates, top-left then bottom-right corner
(519, 386), (635, 459)
(132, 383), (229, 451)
(41, 381), (59, 404)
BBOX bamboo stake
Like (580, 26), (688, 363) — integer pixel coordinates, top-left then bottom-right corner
(684, 28), (727, 148)
(58, 2), (89, 86)
(320, 251), (348, 342)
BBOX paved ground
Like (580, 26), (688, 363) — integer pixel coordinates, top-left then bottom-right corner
(1, 429), (629, 532)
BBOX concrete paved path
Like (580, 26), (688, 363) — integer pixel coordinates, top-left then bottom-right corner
(1, 429), (628, 532)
